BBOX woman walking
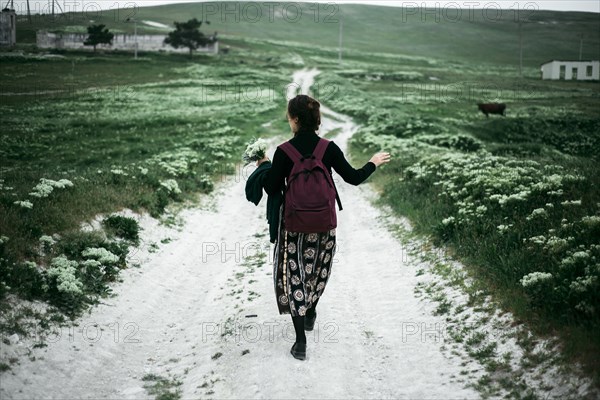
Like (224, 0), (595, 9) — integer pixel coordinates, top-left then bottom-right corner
(255, 94), (390, 360)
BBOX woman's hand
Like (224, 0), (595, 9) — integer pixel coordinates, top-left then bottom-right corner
(369, 152), (391, 167)
(256, 156), (270, 167)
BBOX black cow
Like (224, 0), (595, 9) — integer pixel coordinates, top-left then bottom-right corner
(477, 103), (506, 118)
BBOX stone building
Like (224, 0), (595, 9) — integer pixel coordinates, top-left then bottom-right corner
(36, 30), (218, 54)
(0, 7), (17, 47)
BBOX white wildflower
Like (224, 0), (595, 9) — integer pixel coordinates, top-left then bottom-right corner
(160, 179), (181, 194)
(442, 216), (455, 225)
(569, 275), (597, 294)
(526, 208), (548, 221)
(497, 224), (512, 234)
(527, 235), (547, 245)
(520, 271), (553, 287)
(507, 191), (530, 202)
(14, 200), (33, 209)
(242, 138), (268, 164)
(82, 247), (120, 265)
(110, 169), (128, 176)
(0, 180), (13, 191)
(560, 251), (590, 268)
(572, 251), (590, 260)
(80, 259), (102, 268)
(24, 261), (37, 269)
(581, 215), (600, 226)
(39, 235), (56, 247)
(80, 259), (104, 275)
(159, 159), (188, 176)
(545, 236), (570, 253)
(46, 255), (83, 296)
(29, 178), (74, 198)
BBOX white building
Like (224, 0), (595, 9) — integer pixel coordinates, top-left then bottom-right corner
(36, 30), (218, 54)
(0, 7), (17, 47)
(540, 60), (599, 81)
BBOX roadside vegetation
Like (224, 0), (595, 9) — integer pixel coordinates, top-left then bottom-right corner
(0, 47), (294, 332)
(312, 57), (600, 387)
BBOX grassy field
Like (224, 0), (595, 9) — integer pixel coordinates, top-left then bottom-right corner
(0, 46), (296, 321)
(1, 0), (599, 390)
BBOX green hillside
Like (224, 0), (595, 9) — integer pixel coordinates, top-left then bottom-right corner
(15, 2), (600, 68)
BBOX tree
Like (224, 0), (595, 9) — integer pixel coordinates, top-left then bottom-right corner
(164, 18), (215, 58)
(84, 24), (114, 53)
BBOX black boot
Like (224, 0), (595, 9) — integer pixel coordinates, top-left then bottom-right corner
(290, 342), (306, 360)
(290, 315), (307, 360)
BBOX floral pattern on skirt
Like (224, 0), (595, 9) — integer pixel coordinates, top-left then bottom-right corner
(273, 204), (337, 316)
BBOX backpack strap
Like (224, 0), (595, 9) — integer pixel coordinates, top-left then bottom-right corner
(314, 139), (344, 211)
(332, 178), (343, 211)
(312, 138), (330, 161)
(314, 138), (344, 211)
(278, 142), (304, 163)
(279, 138), (329, 162)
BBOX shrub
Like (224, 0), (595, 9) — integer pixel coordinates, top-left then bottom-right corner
(102, 215), (140, 244)
(44, 255), (86, 315)
(472, 116), (600, 160)
(35, 232), (129, 315)
(0, 258), (46, 301)
(416, 134), (483, 152)
(519, 271), (557, 308)
(362, 111), (451, 138)
(356, 127), (600, 323)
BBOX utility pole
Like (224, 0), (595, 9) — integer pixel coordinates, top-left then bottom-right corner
(518, 12), (523, 78)
(6, 0), (30, 23)
(126, 17), (138, 59)
(48, 0), (63, 18)
(134, 19), (138, 59)
(578, 33), (584, 60)
(338, 6), (343, 65)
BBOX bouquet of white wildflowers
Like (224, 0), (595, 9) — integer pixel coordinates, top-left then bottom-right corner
(242, 137), (269, 165)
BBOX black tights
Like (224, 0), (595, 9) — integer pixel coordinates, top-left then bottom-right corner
(291, 316), (306, 344)
(290, 298), (319, 344)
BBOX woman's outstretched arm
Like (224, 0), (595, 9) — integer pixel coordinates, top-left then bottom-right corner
(329, 141), (377, 186)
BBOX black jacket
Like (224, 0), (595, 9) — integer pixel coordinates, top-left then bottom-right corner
(245, 161), (283, 244)
(246, 129), (376, 242)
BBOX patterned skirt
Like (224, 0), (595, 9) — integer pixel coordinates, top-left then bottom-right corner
(273, 203), (337, 316)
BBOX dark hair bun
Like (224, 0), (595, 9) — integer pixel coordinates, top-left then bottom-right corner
(287, 94), (321, 132)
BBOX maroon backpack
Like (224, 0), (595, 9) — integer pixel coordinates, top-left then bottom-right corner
(278, 138), (343, 233)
